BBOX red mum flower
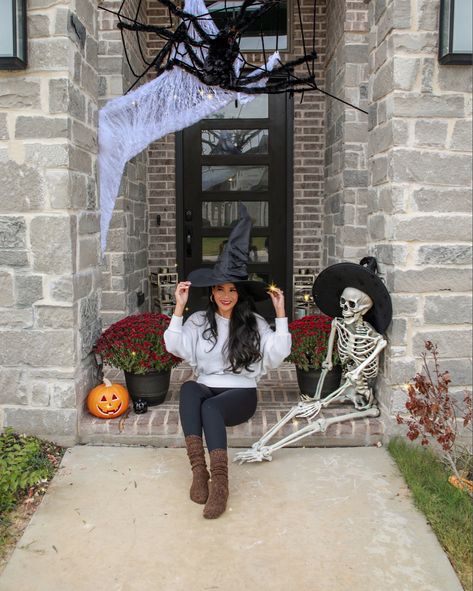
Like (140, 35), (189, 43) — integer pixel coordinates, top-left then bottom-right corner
(285, 314), (340, 372)
(94, 313), (182, 375)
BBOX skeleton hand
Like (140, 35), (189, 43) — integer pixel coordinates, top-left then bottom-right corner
(296, 401), (322, 419)
(233, 446), (273, 464)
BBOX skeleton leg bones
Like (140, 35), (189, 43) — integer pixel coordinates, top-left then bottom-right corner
(234, 406), (380, 463)
(233, 379), (366, 463)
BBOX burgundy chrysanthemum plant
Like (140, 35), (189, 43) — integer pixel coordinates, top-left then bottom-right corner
(94, 313), (182, 375)
(286, 314), (340, 372)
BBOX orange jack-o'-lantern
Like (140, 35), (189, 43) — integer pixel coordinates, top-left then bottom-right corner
(87, 379), (130, 419)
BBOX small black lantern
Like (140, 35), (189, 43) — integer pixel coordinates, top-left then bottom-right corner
(439, 0), (473, 64)
(0, 0), (27, 70)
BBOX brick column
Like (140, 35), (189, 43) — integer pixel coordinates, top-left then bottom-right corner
(98, 0), (149, 328)
(366, 0), (472, 428)
(292, 0), (326, 273)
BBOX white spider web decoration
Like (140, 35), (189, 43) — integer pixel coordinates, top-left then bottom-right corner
(98, 0), (279, 253)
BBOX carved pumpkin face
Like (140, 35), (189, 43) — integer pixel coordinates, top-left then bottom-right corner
(87, 380), (130, 419)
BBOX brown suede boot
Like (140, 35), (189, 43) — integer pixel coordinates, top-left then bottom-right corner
(185, 435), (210, 504)
(203, 449), (229, 519)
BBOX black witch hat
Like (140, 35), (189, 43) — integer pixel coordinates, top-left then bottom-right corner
(187, 204), (269, 301)
(312, 257), (393, 333)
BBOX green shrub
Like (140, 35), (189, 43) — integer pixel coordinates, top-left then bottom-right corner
(0, 428), (63, 518)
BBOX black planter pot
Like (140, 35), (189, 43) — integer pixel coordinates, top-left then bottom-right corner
(124, 370), (171, 406)
(296, 365), (343, 399)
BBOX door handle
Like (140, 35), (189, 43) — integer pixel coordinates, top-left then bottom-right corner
(185, 227), (192, 257)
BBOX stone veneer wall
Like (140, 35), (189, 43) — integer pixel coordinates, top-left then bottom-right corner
(0, 0), (101, 445)
(146, 0), (327, 277)
(323, 0), (370, 266)
(366, 0), (473, 427)
(98, 1), (149, 328)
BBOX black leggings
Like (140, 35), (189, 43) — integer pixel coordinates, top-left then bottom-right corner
(179, 381), (257, 451)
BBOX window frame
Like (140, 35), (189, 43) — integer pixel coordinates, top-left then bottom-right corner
(439, 0), (473, 65)
(204, 0), (293, 54)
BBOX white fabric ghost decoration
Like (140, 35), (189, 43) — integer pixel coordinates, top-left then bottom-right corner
(98, 0), (279, 253)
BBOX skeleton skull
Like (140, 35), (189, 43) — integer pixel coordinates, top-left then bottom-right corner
(340, 287), (373, 324)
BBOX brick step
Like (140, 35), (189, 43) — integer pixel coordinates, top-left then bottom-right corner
(80, 365), (384, 447)
(79, 405), (384, 448)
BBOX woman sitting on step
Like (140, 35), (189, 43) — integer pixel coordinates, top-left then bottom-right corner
(163, 206), (291, 519)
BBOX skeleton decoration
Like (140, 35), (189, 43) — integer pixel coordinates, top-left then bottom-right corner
(234, 257), (393, 463)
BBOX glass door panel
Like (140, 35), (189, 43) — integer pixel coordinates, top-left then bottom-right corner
(201, 129), (269, 155)
(207, 95), (268, 119)
(202, 201), (269, 227)
(177, 90), (292, 321)
(202, 235), (269, 263)
(202, 165), (268, 192)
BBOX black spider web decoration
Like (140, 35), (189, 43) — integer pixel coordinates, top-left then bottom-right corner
(99, 0), (368, 114)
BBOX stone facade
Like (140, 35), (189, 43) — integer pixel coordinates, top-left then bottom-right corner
(0, 0), (101, 445)
(0, 1), (150, 445)
(0, 0), (471, 445)
(366, 0), (472, 427)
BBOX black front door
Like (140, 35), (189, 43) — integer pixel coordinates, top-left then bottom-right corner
(176, 93), (292, 320)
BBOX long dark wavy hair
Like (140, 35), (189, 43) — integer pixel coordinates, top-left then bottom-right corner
(202, 284), (262, 373)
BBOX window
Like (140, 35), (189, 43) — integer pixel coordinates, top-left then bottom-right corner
(202, 129), (269, 155)
(202, 201), (269, 227)
(439, 0), (473, 64)
(202, 165), (268, 192)
(206, 0), (288, 51)
(207, 95), (268, 119)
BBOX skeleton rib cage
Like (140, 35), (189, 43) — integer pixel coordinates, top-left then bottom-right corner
(335, 318), (381, 380)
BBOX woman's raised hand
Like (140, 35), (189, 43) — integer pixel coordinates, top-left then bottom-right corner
(267, 287), (286, 318)
(174, 281), (191, 316)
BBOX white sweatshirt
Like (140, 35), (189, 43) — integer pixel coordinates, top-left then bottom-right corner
(164, 311), (292, 388)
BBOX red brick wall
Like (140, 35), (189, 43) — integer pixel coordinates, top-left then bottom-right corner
(293, 0), (326, 273)
(147, 1), (177, 274)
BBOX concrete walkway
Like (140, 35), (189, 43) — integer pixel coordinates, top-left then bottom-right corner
(0, 446), (463, 591)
